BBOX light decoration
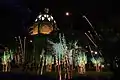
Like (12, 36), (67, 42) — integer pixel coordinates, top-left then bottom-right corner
(44, 14), (47, 17)
(46, 14), (49, 18)
(40, 49), (45, 75)
(30, 23), (38, 35)
(29, 10), (58, 35)
(42, 17), (45, 20)
(40, 24), (53, 34)
(1, 50), (13, 72)
(39, 15), (42, 18)
(91, 57), (104, 72)
(95, 51), (97, 54)
(50, 16), (53, 20)
(91, 50), (94, 53)
(35, 19), (37, 22)
(54, 20), (56, 23)
(77, 51), (87, 74)
(30, 40), (32, 43)
(14, 52), (21, 65)
(48, 33), (69, 80)
(29, 30), (106, 79)
(48, 17), (51, 21)
(36, 49), (45, 75)
(30, 23), (53, 35)
(32, 26), (38, 35)
(48, 33), (88, 79)
(46, 55), (53, 72)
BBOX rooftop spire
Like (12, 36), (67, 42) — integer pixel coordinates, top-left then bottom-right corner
(44, 8), (49, 13)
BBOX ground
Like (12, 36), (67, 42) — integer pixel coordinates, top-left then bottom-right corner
(0, 67), (113, 80)
(43, 71), (113, 79)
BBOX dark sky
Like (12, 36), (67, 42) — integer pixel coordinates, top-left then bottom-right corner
(0, 0), (113, 34)
(0, 0), (119, 57)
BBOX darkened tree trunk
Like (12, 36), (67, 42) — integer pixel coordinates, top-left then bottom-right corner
(33, 35), (46, 63)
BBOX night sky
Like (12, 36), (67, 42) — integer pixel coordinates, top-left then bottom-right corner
(0, 0), (119, 57)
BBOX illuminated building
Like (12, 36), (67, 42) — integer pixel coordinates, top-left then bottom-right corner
(29, 8), (58, 35)
(28, 8), (59, 63)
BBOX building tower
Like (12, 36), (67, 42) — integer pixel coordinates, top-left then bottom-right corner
(29, 8), (59, 63)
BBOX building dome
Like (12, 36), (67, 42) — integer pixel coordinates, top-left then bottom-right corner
(29, 8), (59, 35)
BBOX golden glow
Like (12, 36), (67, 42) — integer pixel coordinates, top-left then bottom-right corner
(30, 24), (38, 35)
(40, 25), (53, 34)
(30, 23), (53, 35)
(32, 26), (38, 35)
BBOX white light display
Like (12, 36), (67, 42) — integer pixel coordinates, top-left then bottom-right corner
(42, 17), (45, 20)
